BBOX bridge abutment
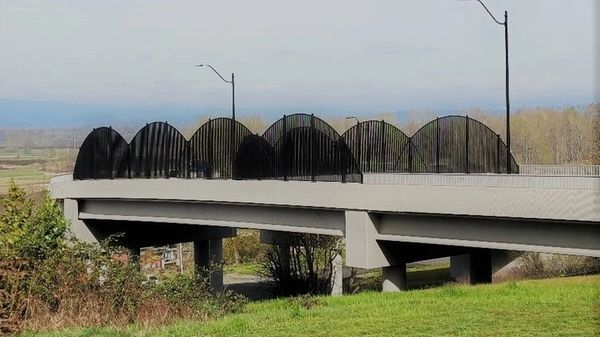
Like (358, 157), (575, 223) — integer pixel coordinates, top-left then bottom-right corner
(63, 199), (97, 243)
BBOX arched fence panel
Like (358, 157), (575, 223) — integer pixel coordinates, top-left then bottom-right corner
(126, 122), (188, 178)
(74, 127), (129, 179)
(342, 120), (419, 173)
(263, 113), (361, 182)
(410, 116), (518, 173)
(234, 134), (276, 179)
(73, 114), (519, 181)
(189, 118), (253, 179)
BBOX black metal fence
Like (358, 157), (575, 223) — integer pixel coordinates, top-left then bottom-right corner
(262, 114), (361, 182)
(127, 122), (188, 178)
(74, 114), (518, 182)
(73, 127), (128, 179)
(189, 118), (253, 179)
(408, 116), (518, 173)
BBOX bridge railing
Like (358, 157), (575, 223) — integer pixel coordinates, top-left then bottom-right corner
(73, 114), (519, 182)
(519, 165), (600, 176)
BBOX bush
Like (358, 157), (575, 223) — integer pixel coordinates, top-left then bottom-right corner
(515, 252), (600, 279)
(260, 233), (342, 296)
(223, 229), (265, 265)
(0, 180), (246, 334)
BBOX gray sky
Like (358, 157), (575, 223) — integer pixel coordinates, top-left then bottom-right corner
(0, 0), (597, 119)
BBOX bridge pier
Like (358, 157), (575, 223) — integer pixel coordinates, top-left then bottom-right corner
(194, 239), (224, 292)
(127, 246), (141, 261)
(331, 252), (343, 296)
(451, 250), (518, 284)
(382, 263), (407, 292)
(451, 251), (491, 284)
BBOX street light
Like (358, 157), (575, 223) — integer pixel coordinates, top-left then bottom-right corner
(345, 116), (360, 126)
(463, 0), (511, 173)
(195, 64), (235, 121)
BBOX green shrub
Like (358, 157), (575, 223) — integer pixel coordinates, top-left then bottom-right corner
(260, 233), (342, 296)
(515, 252), (600, 279)
(0, 181), (246, 334)
(223, 229), (265, 265)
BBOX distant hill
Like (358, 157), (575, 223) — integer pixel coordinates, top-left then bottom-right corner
(0, 99), (200, 129)
(0, 98), (469, 129)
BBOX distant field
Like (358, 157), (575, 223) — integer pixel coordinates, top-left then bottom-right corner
(0, 168), (49, 193)
(23, 274), (600, 337)
(0, 147), (74, 194)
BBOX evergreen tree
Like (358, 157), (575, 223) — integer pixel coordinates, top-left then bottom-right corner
(0, 179), (32, 249)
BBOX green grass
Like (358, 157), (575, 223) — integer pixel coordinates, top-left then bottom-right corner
(224, 263), (262, 276)
(0, 168), (48, 193)
(0, 168), (45, 179)
(23, 274), (600, 337)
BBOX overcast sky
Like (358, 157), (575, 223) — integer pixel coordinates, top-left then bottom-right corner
(0, 0), (597, 119)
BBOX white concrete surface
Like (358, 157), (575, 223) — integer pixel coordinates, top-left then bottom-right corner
(51, 174), (599, 222)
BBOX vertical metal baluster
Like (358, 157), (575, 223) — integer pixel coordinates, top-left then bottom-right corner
(230, 118), (235, 179)
(108, 127), (114, 179)
(366, 122), (371, 172)
(92, 128), (97, 179)
(465, 116), (470, 173)
(283, 115), (288, 181)
(208, 119), (213, 178)
(408, 140), (413, 173)
(436, 117), (440, 173)
(310, 114), (315, 182)
(497, 134), (501, 173)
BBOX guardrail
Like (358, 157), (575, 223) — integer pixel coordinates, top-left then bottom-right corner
(519, 165), (600, 176)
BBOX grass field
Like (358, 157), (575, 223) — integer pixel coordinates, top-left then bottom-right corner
(0, 147), (74, 194)
(0, 168), (49, 193)
(224, 263), (262, 276)
(23, 274), (600, 337)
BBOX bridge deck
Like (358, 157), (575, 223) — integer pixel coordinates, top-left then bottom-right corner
(51, 174), (599, 223)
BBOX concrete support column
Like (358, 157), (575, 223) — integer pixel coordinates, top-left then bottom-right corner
(450, 254), (470, 282)
(194, 239), (210, 271)
(451, 250), (492, 285)
(469, 250), (492, 284)
(330, 252), (343, 296)
(194, 239), (223, 291)
(127, 246), (141, 267)
(209, 239), (224, 291)
(382, 263), (407, 292)
(128, 246), (141, 258)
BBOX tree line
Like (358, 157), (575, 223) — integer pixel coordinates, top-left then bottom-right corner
(1, 104), (598, 165)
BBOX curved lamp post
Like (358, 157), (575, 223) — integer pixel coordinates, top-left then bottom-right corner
(196, 64), (236, 176)
(195, 64), (235, 121)
(463, 0), (511, 173)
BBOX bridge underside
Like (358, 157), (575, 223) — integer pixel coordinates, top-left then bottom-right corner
(53, 175), (600, 293)
(72, 198), (600, 259)
(61, 198), (600, 292)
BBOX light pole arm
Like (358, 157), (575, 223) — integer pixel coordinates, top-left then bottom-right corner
(345, 116), (361, 126)
(475, 0), (505, 25)
(196, 64), (232, 84)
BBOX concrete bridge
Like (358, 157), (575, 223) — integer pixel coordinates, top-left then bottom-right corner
(53, 115), (599, 294)
(50, 172), (600, 293)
